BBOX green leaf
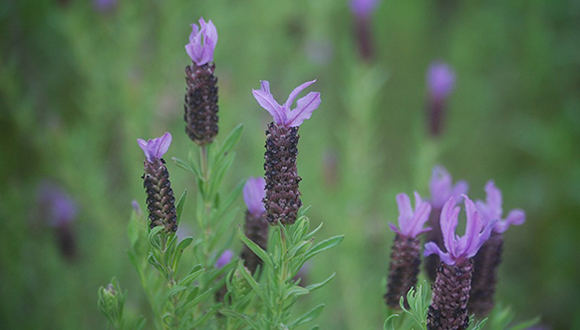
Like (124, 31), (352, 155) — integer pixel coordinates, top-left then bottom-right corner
(172, 157), (200, 178)
(305, 273), (336, 292)
(168, 285), (187, 298)
(383, 314), (399, 330)
(303, 235), (344, 261)
(208, 152), (236, 198)
(303, 222), (323, 241)
(283, 286), (309, 300)
(238, 226), (274, 268)
(176, 236), (193, 252)
(179, 265), (204, 287)
(288, 304), (325, 328)
(218, 124), (244, 157)
(237, 261), (269, 304)
(508, 317), (541, 330)
(175, 190), (187, 226)
(218, 180), (245, 216)
(219, 309), (261, 330)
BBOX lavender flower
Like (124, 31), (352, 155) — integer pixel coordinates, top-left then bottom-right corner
(424, 196), (495, 330)
(469, 181), (526, 317)
(425, 166), (468, 280)
(349, 0), (380, 61)
(426, 62), (456, 137)
(185, 18), (218, 66)
(37, 182), (78, 260)
(385, 193), (431, 308)
(138, 133), (177, 232)
(184, 18), (219, 145)
(215, 250), (233, 269)
(241, 177), (269, 274)
(253, 80), (321, 225)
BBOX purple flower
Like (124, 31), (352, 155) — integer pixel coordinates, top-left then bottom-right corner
(93, 0), (116, 12)
(389, 192), (432, 238)
(215, 249), (233, 269)
(424, 196), (495, 266)
(252, 80), (321, 127)
(37, 182), (78, 227)
(429, 166), (468, 209)
(350, 0), (379, 19)
(243, 177), (266, 218)
(137, 132), (172, 163)
(476, 181), (525, 233)
(427, 62), (456, 102)
(185, 18), (218, 66)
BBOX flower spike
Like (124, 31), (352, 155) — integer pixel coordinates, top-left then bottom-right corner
(138, 133), (177, 232)
(385, 192), (431, 308)
(241, 177), (269, 274)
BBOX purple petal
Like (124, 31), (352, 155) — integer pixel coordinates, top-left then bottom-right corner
(215, 249), (233, 269)
(252, 81), (285, 124)
(484, 180), (503, 219)
(495, 209), (525, 233)
(440, 197), (460, 257)
(350, 0), (379, 18)
(137, 132), (172, 163)
(185, 17), (218, 66)
(424, 242), (454, 266)
(461, 195), (484, 257)
(427, 62), (456, 101)
(243, 177), (266, 218)
(287, 92), (321, 127)
(388, 223), (402, 236)
(284, 80), (316, 111)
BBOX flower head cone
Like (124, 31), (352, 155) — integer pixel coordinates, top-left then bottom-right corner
(469, 181), (525, 317)
(138, 133), (177, 232)
(424, 166), (468, 280)
(240, 177), (269, 274)
(424, 196), (495, 330)
(385, 193), (431, 308)
(253, 80), (321, 225)
(184, 18), (219, 145)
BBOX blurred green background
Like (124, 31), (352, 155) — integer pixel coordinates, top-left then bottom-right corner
(1, 0), (579, 329)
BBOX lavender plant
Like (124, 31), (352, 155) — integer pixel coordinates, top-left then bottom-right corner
(98, 18), (342, 330)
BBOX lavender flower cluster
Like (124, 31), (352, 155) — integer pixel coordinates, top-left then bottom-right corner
(385, 166), (526, 330)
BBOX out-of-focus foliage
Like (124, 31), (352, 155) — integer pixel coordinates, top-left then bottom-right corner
(1, 0), (578, 328)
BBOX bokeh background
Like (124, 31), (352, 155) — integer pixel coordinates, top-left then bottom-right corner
(1, 0), (579, 329)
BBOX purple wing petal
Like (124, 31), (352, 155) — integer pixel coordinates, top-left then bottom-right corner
(284, 80), (316, 110)
(424, 242), (454, 266)
(154, 132), (172, 159)
(204, 19), (218, 45)
(495, 209), (525, 233)
(243, 177), (266, 217)
(484, 180), (503, 218)
(388, 223), (402, 236)
(461, 195), (483, 257)
(287, 92), (321, 127)
(440, 197), (460, 257)
(253, 82), (284, 124)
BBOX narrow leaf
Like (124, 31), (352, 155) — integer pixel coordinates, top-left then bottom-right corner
(303, 235), (344, 261)
(305, 273), (336, 292)
(288, 304), (325, 328)
(238, 226), (274, 268)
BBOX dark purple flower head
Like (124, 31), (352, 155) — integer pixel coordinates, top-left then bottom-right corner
(37, 182), (78, 227)
(429, 165), (468, 209)
(476, 181), (525, 233)
(243, 177), (266, 218)
(424, 196), (496, 266)
(252, 80), (321, 127)
(427, 62), (456, 102)
(389, 192), (432, 238)
(137, 132), (172, 163)
(215, 249), (233, 269)
(350, 0), (379, 19)
(185, 18), (218, 66)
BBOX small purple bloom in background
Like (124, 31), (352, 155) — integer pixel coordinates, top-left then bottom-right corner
(427, 62), (456, 102)
(252, 80), (321, 128)
(424, 196), (496, 266)
(137, 132), (172, 163)
(131, 200), (142, 215)
(429, 166), (468, 209)
(243, 177), (266, 218)
(215, 250), (233, 269)
(350, 0), (379, 19)
(37, 182), (78, 227)
(185, 18), (218, 66)
(93, 0), (117, 12)
(389, 192), (432, 238)
(476, 181), (525, 233)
